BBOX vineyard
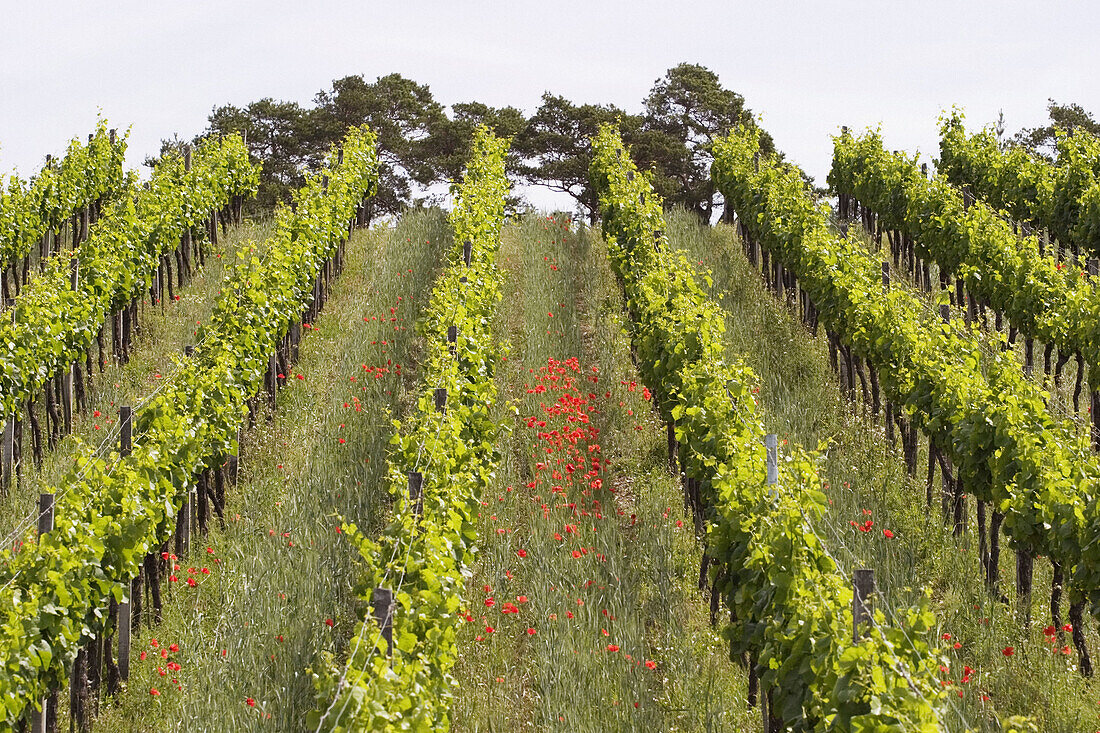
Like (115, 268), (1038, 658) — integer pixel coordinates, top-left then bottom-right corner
(5, 96), (1100, 733)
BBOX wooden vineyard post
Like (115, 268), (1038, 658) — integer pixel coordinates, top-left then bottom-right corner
(881, 267), (895, 444)
(853, 569), (875, 642)
(667, 421), (678, 475)
(118, 581), (132, 682)
(1017, 550), (1034, 629)
(765, 433), (778, 487)
(433, 388), (447, 413)
(118, 406), (133, 684)
(463, 240), (472, 267)
(447, 325), (457, 355)
(372, 587), (395, 663)
(2, 417), (13, 494)
(751, 436), (781, 731)
(62, 257), (78, 435)
(62, 365), (74, 436)
(30, 493), (57, 733)
(175, 486), (191, 559)
(409, 471), (424, 519)
(267, 353), (278, 413)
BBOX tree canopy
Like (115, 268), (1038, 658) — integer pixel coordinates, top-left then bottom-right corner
(1012, 99), (1100, 160)
(183, 64), (772, 224)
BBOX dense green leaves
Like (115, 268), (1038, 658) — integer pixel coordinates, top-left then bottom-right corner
(939, 111), (1100, 259)
(717, 126), (1100, 625)
(0, 119), (128, 272)
(0, 126), (377, 725)
(833, 125), (1100, 382)
(594, 124), (946, 731)
(0, 133), (259, 418)
(309, 127), (510, 731)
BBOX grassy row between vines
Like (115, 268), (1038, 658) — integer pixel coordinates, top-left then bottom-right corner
(452, 214), (751, 732)
(666, 208), (1100, 731)
(93, 210), (448, 731)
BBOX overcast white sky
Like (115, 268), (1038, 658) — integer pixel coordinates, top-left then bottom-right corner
(1, 1), (1097, 213)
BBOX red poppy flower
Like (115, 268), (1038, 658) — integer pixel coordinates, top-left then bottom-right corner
(644, 660), (656, 670)
(607, 644), (619, 652)
(526, 627), (536, 636)
(246, 698), (256, 707)
(1002, 646), (1014, 657)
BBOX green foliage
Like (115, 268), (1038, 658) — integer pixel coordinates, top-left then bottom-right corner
(423, 101), (527, 185)
(517, 65), (770, 224)
(514, 93), (641, 221)
(937, 110), (1051, 226)
(0, 133), (259, 418)
(1011, 100), (1100, 161)
(593, 124), (947, 730)
(0, 118), (128, 271)
(312, 74), (448, 221)
(0, 126), (377, 726)
(635, 62), (773, 223)
(309, 127), (510, 731)
(832, 125), (1100, 380)
(937, 110), (1100, 257)
(717, 124), (1100, 638)
(203, 98), (313, 211)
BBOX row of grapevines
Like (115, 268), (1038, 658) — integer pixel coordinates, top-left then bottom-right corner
(308, 127), (511, 732)
(592, 123), (947, 731)
(0, 133), (259, 419)
(830, 126), (1100, 383)
(0, 125), (379, 725)
(0, 119), (129, 272)
(717, 126), (1100, 615)
(938, 112), (1100, 256)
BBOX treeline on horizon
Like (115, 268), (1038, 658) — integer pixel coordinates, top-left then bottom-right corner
(156, 62), (1100, 225)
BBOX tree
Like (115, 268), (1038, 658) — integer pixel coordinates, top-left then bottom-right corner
(421, 101), (527, 185)
(515, 93), (641, 222)
(1012, 100), (1100, 160)
(200, 99), (314, 211)
(312, 74), (447, 223)
(637, 63), (772, 223)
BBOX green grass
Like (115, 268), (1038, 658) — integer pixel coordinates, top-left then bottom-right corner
(92, 210), (449, 731)
(666, 207), (1100, 731)
(452, 214), (751, 732)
